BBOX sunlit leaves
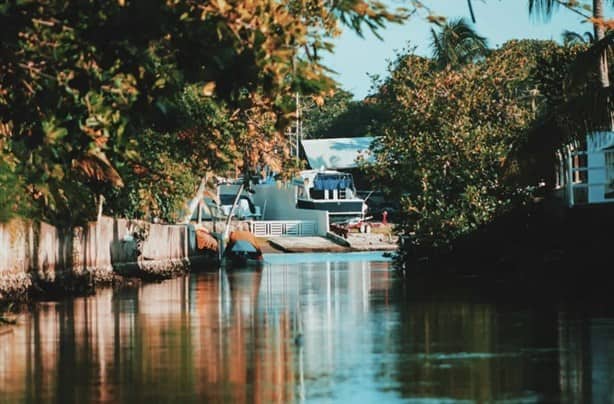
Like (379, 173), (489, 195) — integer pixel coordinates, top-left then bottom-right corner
(0, 0), (406, 225)
(367, 40), (573, 253)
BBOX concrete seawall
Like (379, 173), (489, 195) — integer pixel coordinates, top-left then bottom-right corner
(0, 217), (232, 303)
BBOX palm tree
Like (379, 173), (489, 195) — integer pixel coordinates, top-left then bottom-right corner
(429, 18), (488, 69)
(562, 30), (595, 45)
(501, 0), (614, 187)
(528, 0), (611, 87)
(463, 0), (611, 84)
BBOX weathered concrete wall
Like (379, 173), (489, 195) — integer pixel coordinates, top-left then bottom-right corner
(0, 216), (196, 302)
(76, 217), (191, 279)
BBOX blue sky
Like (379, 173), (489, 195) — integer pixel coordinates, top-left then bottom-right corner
(323, 0), (613, 99)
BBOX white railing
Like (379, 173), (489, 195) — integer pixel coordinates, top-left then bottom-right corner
(249, 220), (317, 237)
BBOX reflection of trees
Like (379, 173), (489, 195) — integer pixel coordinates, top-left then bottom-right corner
(393, 301), (560, 402)
(6, 261), (614, 402)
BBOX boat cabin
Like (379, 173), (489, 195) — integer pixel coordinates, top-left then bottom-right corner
(296, 170), (366, 220)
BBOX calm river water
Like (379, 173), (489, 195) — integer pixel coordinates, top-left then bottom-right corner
(1, 252), (614, 403)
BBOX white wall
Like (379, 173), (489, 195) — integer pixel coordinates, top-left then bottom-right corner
(252, 183), (329, 236)
(251, 183), (296, 220)
(588, 150), (606, 203)
(219, 182), (329, 235)
(586, 131), (614, 204)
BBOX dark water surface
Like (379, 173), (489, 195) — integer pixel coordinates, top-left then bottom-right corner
(2, 252), (614, 403)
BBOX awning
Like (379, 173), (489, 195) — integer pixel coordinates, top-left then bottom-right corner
(588, 131), (614, 152)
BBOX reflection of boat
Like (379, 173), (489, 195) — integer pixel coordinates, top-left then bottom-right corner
(223, 231), (263, 270)
(226, 267), (263, 304)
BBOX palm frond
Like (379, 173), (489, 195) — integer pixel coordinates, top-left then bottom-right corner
(529, 0), (605, 20)
(466, 0), (476, 23)
(429, 17), (488, 69)
(562, 30), (590, 45)
(568, 30), (614, 89)
(528, 0), (560, 20)
(72, 151), (124, 187)
(429, 27), (445, 66)
(506, 85), (614, 185)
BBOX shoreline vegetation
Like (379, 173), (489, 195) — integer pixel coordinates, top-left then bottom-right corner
(401, 195), (614, 301)
(0, 0), (406, 309)
(2, 2), (613, 313)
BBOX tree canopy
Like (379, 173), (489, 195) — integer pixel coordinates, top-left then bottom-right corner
(365, 40), (583, 254)
(0, 0), (406, 225)
(301, 90), (387, 139)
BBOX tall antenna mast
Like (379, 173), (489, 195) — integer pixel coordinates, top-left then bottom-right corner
(295, 92), (301, 166)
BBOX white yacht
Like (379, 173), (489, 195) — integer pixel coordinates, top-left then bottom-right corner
(294, 170), (366, 221)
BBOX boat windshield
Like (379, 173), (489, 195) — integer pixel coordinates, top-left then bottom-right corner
(313, 173), (354, 191)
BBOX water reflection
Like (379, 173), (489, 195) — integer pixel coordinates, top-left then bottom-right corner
(1, 253), (614, 403)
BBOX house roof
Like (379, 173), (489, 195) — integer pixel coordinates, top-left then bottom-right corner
(301, 137), (375, 170)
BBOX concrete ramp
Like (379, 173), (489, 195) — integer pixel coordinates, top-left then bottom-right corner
(267, 237), (348, 253)
(266, 234), (397, 253)
(345, 234), (398, 251)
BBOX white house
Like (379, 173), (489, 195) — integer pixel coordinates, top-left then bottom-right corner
(556, 131), (614, 206)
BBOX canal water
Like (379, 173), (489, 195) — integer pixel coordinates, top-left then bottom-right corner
(1, 252), (614, 403)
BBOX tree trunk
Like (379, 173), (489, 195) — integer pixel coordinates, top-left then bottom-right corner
(593, 0), (610, 88)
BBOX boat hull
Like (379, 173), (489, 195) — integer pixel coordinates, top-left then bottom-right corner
(223, 253), (263, 271)
(296, 199), (364, 214)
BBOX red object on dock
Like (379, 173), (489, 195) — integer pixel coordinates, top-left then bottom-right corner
(382, 210), (388, 225)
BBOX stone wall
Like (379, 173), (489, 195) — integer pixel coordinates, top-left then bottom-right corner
(0, 217), (199, 302)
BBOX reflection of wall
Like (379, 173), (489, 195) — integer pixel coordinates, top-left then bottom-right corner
(0, 271), (299, 403)
(191, 271), (297, 403)
(0, 278), (191, 403)
(0, 288), (117, 403)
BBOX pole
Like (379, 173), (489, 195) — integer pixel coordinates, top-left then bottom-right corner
(296, 92), (300, 166)
(223, 182), (245, 242)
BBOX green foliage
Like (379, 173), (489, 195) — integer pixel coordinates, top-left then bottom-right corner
(0, 149), (26, 223)
(504, 39), (614, 185)
(302, 90), (387, 138)
(0, 0), (405, 226)
(367, 40), (577, 255)
(104, 86), (241, 222)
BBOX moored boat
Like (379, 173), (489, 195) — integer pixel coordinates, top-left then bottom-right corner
(223, 231), (264, 270)
(295, 169), (367, 222)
